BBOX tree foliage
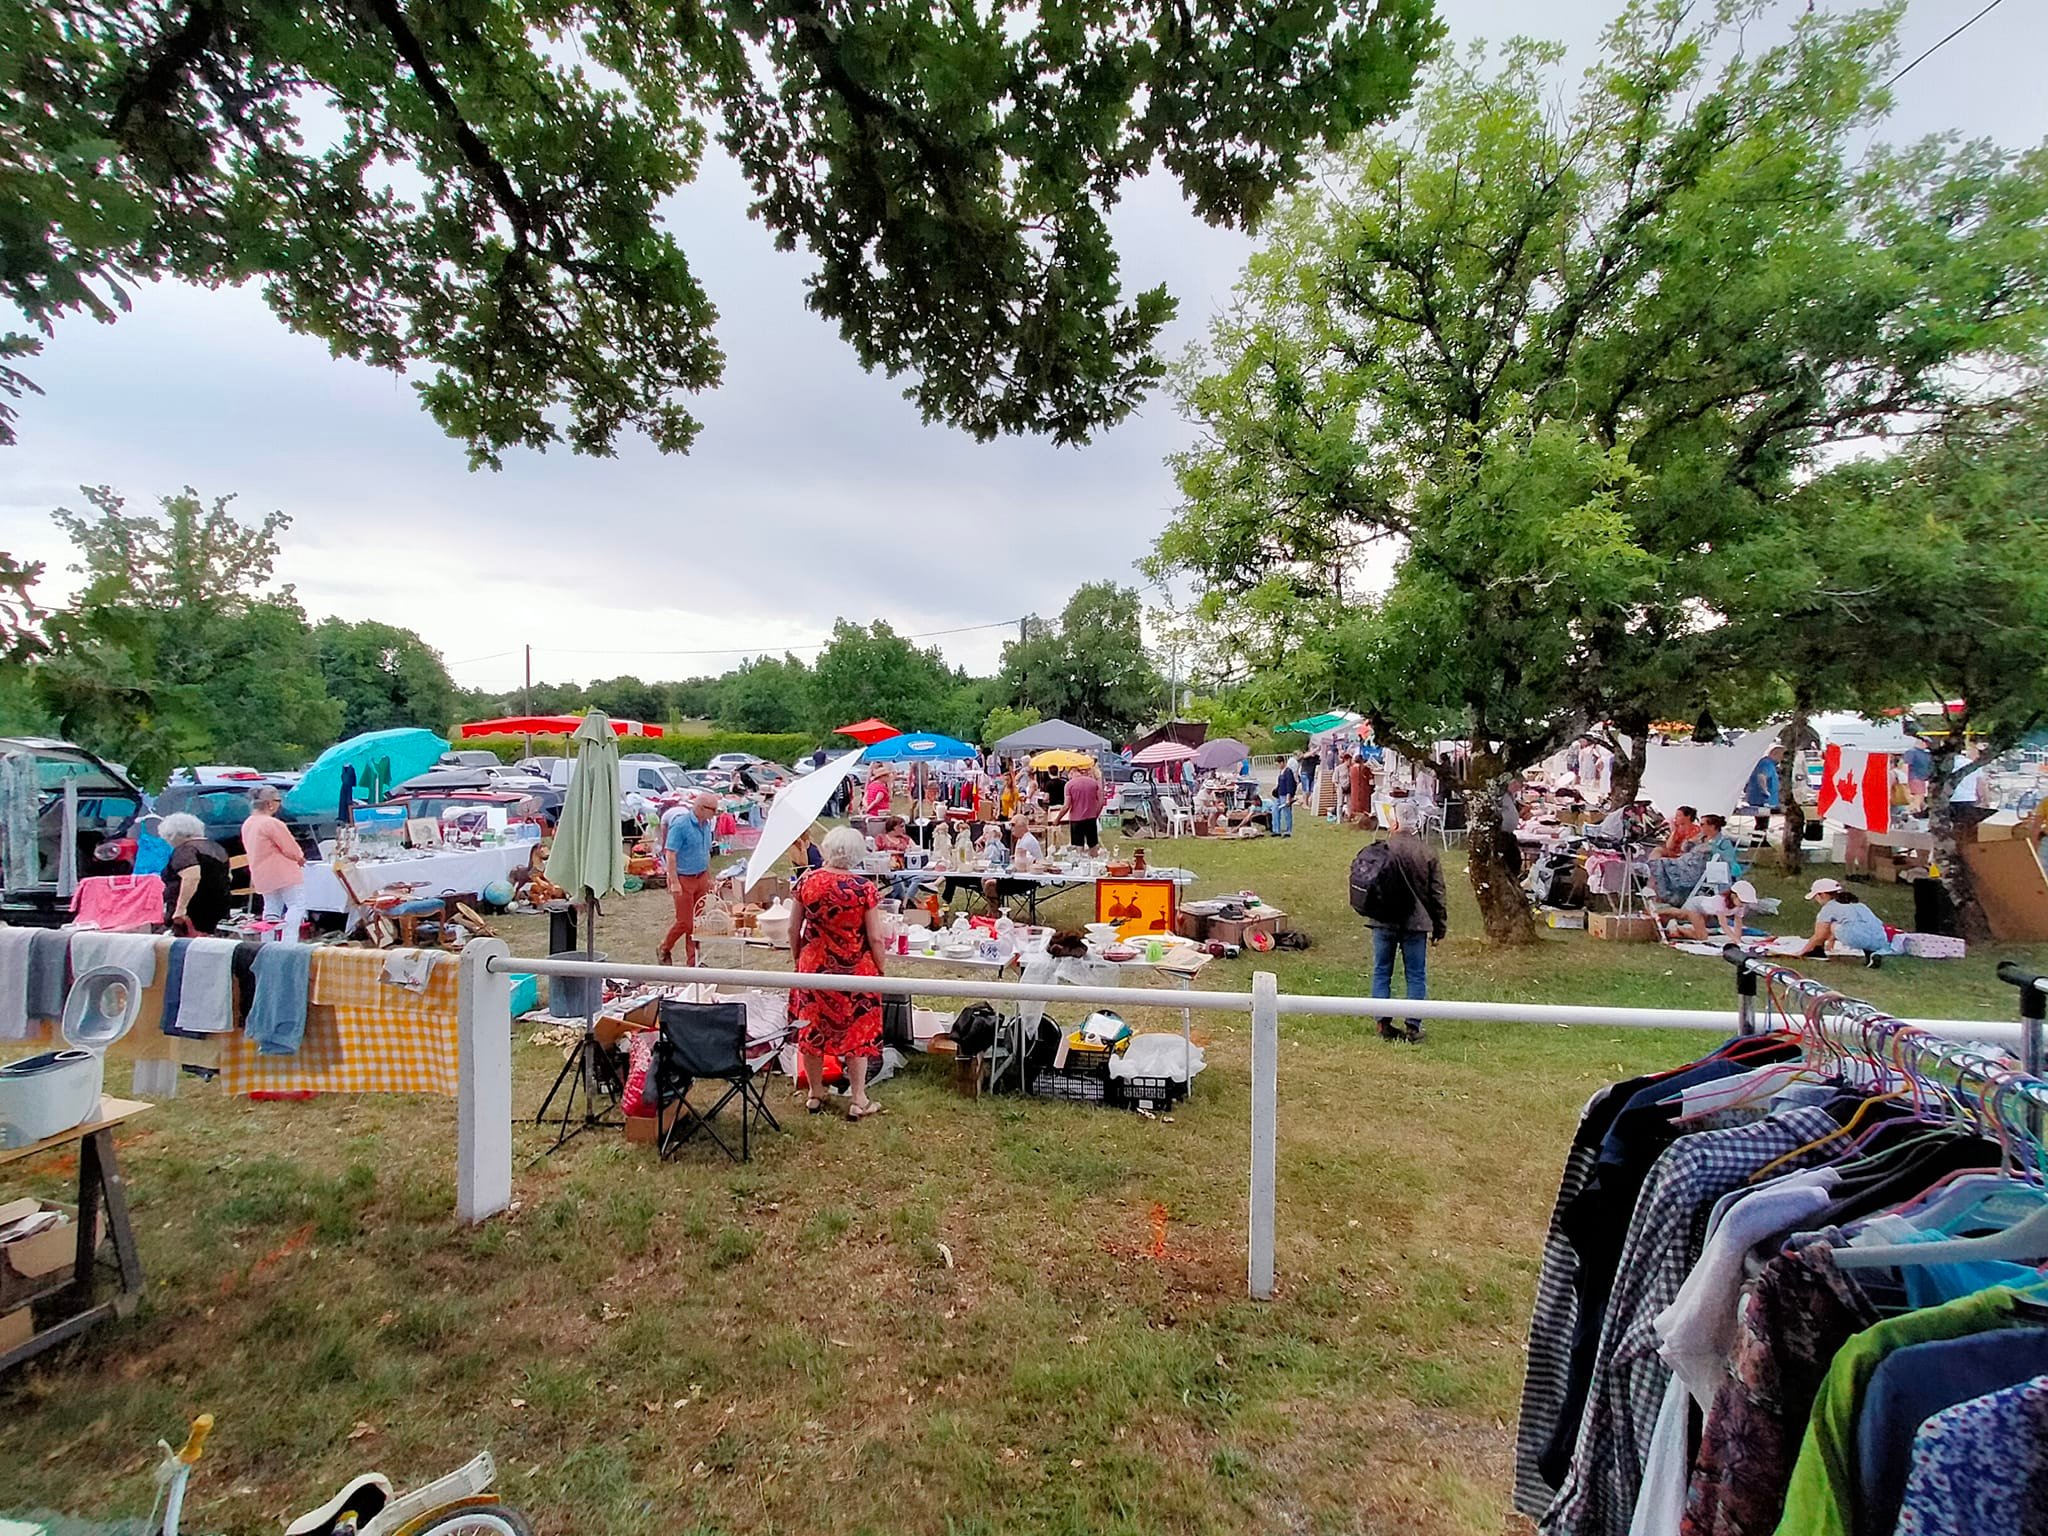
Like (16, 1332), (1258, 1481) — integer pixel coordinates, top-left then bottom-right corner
(720, 655), (813, 734)
(996, 581), (1162, 738)
(4, 0), (1440, 461)
(30, 487), (342, 779)
(314, 617), (459, 737)
(979, 704), (1041, 749)
(1745, 395), (2048, 936)
(808, 620), (982, 740)
(1153, 0), (2048, 940)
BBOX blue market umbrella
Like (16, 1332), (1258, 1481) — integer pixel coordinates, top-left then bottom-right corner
(859, 732), (979, 763)
(285, 728), (447, 818)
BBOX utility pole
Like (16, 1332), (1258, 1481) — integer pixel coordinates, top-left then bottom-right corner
(523, 644), (533, 757)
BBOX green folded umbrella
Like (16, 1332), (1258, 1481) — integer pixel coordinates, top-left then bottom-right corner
(545, 710), (626, 905)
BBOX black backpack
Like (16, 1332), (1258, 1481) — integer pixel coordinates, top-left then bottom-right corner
(1348, 841), (1417, 925)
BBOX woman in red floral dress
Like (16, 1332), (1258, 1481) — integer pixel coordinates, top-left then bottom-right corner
(791, 825), (888, 1118)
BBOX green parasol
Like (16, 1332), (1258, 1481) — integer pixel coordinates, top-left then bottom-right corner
(545, 710), (627, 905)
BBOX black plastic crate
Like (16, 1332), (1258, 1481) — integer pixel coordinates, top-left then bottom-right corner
(1110, 1075), (1190, 1112)
(1028, 1066), (1110, 1104)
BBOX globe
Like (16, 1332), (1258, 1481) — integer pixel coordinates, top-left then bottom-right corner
(482, 880), (515, 908)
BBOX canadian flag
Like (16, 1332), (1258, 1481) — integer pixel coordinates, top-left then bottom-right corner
(1816, 744), (1891, 835)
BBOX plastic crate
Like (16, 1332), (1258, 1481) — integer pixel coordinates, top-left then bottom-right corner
(1028, 1066), (1110, 1104)
(1110, 1075), (1190, 1112)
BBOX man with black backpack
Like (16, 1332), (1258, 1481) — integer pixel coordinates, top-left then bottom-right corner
(1347, 799), (1449, 1043)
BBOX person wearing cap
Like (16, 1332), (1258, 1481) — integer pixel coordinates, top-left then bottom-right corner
(1660, 878), (1760, 942)
(1798, 877), (1895, 967)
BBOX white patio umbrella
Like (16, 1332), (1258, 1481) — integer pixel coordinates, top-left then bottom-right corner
(743, 748), (866, 893)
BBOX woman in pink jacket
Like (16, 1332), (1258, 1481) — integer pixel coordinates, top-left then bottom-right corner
(241, 785), (309, 942)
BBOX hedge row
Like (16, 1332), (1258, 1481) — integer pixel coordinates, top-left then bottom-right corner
(456, 732), (816, 769)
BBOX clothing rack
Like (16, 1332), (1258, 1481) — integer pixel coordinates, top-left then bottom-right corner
(1724, 946), (2048, 1175)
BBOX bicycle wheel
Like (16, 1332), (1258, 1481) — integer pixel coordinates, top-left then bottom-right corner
(407, 1506), (535, 1536)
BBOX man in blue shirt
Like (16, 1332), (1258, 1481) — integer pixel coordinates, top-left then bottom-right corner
(659, 791), (719, 965)
(1271, 758), (1298, 836)
(1743, 744), (1783, 811)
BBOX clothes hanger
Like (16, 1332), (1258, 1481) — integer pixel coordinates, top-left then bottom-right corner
(1834, 1200), (2048, 1270)
(1747, 1014), (1944, 1183)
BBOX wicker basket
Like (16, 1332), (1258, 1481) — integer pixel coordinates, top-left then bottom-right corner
(695, 896), (736, 937)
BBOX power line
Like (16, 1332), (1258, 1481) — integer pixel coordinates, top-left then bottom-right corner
(445, 648), (519, 668)
(535, 617), (1028, 659)
(1883, 0), (2006, 88)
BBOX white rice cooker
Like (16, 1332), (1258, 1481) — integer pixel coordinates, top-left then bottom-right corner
(0, 965), (141, 1148)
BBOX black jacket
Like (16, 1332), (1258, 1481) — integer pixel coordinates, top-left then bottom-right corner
(1367, 833), (1450, 940)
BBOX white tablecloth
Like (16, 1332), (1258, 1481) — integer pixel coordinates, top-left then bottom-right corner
(302, 845), (536, 914)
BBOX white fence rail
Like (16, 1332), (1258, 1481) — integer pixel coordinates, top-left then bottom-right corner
(455, 945), (2031, 1299)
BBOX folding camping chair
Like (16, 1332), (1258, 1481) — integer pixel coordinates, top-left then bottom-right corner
(652, 999), (782, 1163)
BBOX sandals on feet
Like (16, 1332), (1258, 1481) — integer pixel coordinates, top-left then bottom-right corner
(848, 1101), (884, 1121)
(806, 1097), (826, 1114)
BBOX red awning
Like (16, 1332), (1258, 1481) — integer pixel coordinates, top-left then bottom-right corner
(834, 718), (900, 744)
(455, 716), (663, 738)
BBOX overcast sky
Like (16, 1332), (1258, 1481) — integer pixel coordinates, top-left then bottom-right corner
(2, 0), (2041, 696)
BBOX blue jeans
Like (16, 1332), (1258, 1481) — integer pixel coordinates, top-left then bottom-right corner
(1371, 928), (1428, 1030)
(1270, 799), (1294, 835)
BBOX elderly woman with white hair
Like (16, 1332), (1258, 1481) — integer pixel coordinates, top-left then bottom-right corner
(158, 812), (233, 935)
(790, 824), (889, 1119)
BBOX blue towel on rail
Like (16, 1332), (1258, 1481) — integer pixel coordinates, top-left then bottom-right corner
(245, 943), (313, 1056)
(25, 929), (69, 1021)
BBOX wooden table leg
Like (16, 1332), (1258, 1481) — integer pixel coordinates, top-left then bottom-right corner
(76, 1128), (144, 1316)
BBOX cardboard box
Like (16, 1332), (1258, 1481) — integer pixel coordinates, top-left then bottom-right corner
(1541, 907), (1588, 930)
(949, 1057), (986, 1099)
(624, 1101), (687, 1147)
(1590, 912), (1659, 944)
(0, 1199), (81, 1312)
(0, 1306), (30, 1354)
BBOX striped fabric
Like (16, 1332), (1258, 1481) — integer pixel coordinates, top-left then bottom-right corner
(1514, 1084), (1632, 1517)
(1538, 1106), (1841, 1536)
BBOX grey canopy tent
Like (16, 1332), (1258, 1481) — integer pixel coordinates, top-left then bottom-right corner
(989, 718), (1112, 754)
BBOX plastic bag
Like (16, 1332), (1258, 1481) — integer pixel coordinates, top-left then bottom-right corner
(620, 1031), (657, 1117)
(1108, 1032), (1207, 1083)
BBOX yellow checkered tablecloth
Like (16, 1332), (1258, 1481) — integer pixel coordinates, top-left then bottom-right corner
(219, 947), (460, 1097)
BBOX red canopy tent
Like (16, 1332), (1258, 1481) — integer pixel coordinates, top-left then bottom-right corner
(834, 718), (900, 744)
(456, 715), (663, 738)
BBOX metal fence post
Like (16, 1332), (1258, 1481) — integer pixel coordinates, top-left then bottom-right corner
(1998, 962), (2046, 1145)
(1249, 968), (1278, 1301)
(456, 940), (514, 1225)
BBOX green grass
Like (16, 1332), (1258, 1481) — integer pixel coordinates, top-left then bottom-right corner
(0, 819), (2039, 1533)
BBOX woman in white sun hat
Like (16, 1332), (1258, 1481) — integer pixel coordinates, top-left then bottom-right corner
(1660, 878), (1761, 943)
(1797, 877), (1897, 968)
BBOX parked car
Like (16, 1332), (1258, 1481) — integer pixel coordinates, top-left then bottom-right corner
(439, 749), (503, 770)
(750, 761), (796, 787)
(163, 765), (266, 786)
(0, 737), (148, 926)
(514, 755), (568, 781)
(376, 787), (555, 835)
(620, 752), (673, 765)
(706, 751), (763, 772)
(153, 779), (332, 863)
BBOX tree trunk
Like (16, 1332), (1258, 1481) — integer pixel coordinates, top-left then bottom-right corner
(1607, 732), (1648, 809)
(1464, 757), (1536, 945)
(1778, 709), (1807, 876)
(1926, 766), (1992, 943)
